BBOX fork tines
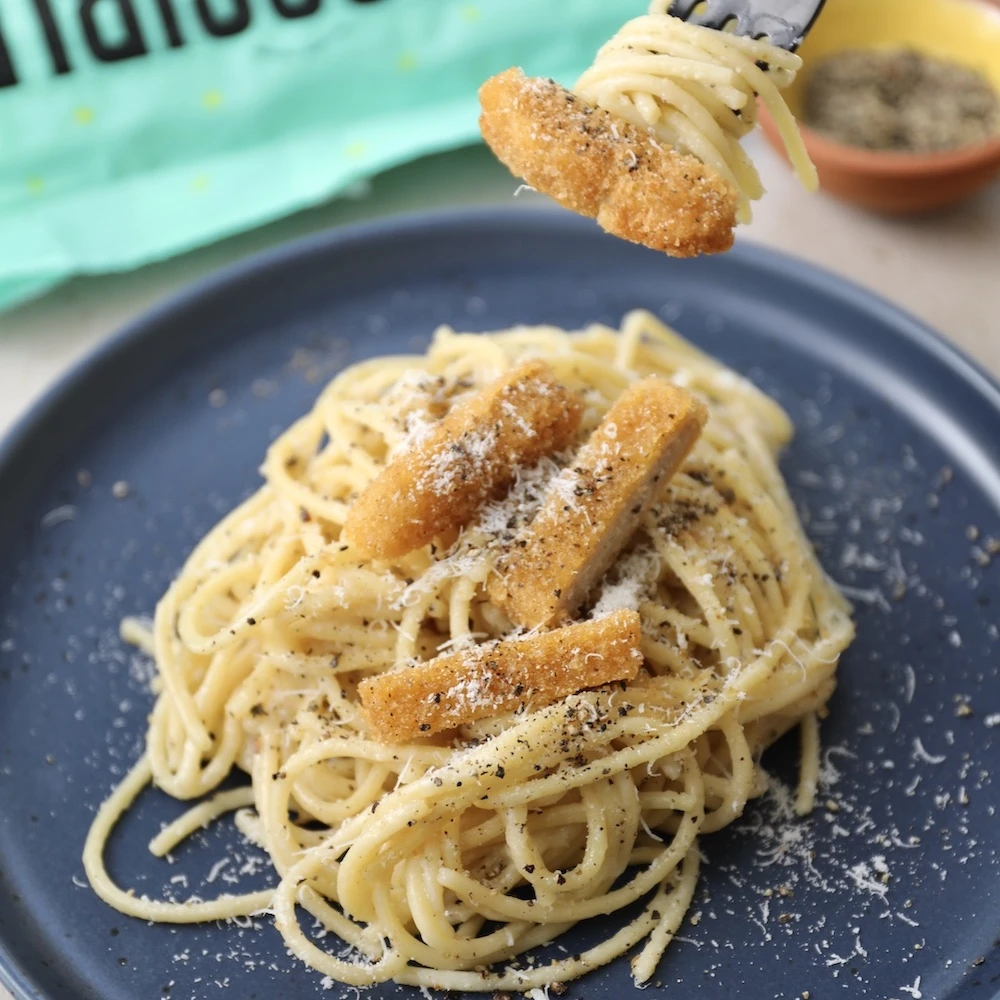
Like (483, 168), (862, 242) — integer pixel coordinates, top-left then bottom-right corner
(666, 0), (826, 50)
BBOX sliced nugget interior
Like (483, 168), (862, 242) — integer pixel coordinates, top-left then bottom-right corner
(489, 379), (708, 629)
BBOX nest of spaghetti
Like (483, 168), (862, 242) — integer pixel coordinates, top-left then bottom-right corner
(87, 310), (853, 994)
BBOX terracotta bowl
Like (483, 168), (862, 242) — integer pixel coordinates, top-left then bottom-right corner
(758, 0), (1000, 213)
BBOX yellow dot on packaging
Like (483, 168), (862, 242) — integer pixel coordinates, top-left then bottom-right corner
(202, 90), (223, 110)
(191, 174), (210, 192)
(73, 106), (95, 125)
(396, 52), (417, 72)
(460, 4), (482, 21)
(345, 141), (368, 159)
(26, 176), (44, 196)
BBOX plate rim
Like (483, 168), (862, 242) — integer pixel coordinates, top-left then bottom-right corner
(1, 206), (999, 1000)
(3, 208), (1000, 481)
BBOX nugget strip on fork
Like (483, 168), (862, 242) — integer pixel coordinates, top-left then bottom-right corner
(479, 68), (739, 258)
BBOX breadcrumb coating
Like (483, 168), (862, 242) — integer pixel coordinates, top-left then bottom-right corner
(479, 68), (739, 258)
(359, 609), (643, 743)
(343, 359), (582, 560)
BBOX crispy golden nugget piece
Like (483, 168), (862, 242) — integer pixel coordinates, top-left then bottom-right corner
(490, 379), (708, 629)
(480, 69), (740, 257)
(359, 609), (642, 743)
(342, 360), (582, 560)
(479, 68), (739, 258)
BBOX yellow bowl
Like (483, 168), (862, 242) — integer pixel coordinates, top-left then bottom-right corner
(758, 0), (1000, 213)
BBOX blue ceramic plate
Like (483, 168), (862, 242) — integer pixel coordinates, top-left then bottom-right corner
(1, 210), (999, 1000)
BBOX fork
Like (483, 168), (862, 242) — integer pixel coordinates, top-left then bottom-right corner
(667, 0), (827, 50)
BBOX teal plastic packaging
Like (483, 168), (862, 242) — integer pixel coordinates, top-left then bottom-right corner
(0, 0), (637, 313)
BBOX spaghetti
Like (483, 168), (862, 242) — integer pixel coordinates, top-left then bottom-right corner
(575, 1), (818, 221)
(84, 311), (854, 991)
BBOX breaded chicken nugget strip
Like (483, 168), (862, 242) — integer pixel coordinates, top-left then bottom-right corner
(359, 609), (642, 743)
(479, 68), (739, 258)
(343, 360), (581, 560)
(490, 379), (708, 629)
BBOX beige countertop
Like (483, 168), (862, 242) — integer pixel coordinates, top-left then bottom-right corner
(0, 135), (998, 1000)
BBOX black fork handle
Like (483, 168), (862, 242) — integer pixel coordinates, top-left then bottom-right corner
(667, 0), (827, 50)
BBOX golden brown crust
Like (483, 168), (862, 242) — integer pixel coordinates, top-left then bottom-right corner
(478, 68), (739, 259)
(342, 359), (582, 560)
(359, 609), (643, 744)
(489, 379), (708, 629)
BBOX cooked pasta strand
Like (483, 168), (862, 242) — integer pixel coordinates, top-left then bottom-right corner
(85, 310), (854, 993)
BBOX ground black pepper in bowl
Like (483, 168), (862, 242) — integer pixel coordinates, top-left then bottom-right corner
(803, 48), (1000, 153)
